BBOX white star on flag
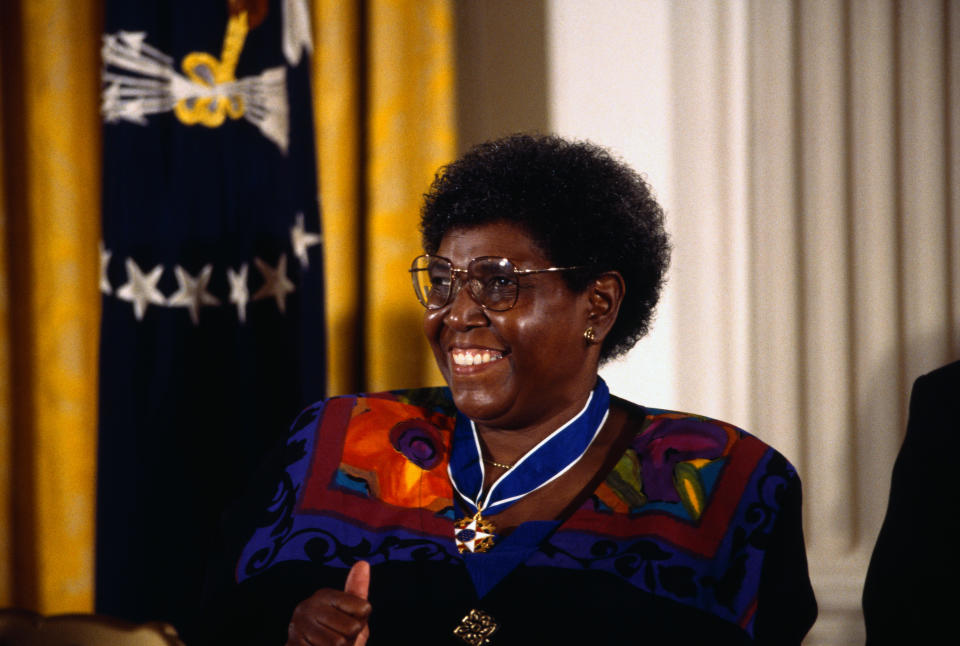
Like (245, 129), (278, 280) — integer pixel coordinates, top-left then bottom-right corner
(290, 212), (322, 268)
(116, 258), (165, 321)
(99, 241), (113, 294)
(227, 263), (250, 324)
(253, 254), (296, 314)
(167, 264), (221, 325)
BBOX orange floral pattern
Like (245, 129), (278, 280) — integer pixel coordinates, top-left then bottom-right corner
(337, 395), (455, 511)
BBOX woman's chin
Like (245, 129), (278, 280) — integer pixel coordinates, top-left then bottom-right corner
(448, 386), (510, 424)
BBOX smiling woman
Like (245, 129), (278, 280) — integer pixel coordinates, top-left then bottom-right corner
(201, 134), (817, 645)
(424, 221), (603, 432)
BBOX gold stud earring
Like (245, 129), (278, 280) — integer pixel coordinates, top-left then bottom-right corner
(584, 327), (597, 344)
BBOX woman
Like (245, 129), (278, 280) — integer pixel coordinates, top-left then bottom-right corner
(205, 134), (817, 644)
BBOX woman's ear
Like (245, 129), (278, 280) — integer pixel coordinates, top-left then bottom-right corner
(586, 271), (625, 342)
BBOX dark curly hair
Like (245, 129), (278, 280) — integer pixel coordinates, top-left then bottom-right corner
(420, 133), (671, 363)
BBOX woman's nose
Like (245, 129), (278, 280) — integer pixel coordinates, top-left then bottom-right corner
(443, 280), (487, 329)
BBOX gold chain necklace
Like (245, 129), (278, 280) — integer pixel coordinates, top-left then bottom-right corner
(482, 457), (513, 470)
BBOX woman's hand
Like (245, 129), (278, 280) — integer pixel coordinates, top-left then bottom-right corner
(285, 561), (371, 646)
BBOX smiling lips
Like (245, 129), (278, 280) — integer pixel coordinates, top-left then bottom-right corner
(450, 348), (505, 367)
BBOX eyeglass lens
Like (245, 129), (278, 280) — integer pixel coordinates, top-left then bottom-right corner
(411, 256), (520, 311)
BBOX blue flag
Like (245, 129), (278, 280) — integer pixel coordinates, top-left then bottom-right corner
(96, 0), (324, 634)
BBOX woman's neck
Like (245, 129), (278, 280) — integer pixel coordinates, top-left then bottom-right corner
(474, 387), (594, 473)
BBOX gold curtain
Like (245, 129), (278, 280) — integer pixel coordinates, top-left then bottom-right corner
(0, 0), (453, 613)
(0, 0), (102, 611)
(314, 0), (453, 396)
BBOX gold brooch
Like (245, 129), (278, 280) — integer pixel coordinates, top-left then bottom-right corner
(453, 608), (498, 645)
(454, 511), (497, 553)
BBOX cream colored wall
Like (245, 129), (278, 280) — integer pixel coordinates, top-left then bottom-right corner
(457, 1), (960, 644)
(548, 0), (682, 414)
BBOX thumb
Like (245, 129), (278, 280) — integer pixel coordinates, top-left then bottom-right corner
(344, 560), (370, 600)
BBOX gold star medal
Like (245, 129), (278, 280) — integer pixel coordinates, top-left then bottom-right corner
(454, 510), (497, 553)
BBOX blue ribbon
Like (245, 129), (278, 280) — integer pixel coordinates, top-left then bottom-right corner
(448, 377), (611, 516)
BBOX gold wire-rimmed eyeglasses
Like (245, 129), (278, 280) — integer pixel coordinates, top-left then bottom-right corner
(409, 254), (584, 311)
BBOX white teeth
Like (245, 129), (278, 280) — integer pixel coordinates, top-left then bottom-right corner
(452, 350), (503, 366)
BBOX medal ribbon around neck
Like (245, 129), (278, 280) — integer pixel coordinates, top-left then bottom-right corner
(449, 377), (610, 552)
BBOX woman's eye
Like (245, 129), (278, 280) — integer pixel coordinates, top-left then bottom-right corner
(488, 276), (510, 289)
(480, 276), (517, 307)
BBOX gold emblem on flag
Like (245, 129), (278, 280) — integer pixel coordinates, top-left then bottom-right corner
(175, 8), (252, 126)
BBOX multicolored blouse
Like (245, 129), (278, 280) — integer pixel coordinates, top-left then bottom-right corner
(204, 388), (817, 645)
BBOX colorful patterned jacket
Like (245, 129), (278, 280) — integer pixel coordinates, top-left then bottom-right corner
(204, 388), (817, 645)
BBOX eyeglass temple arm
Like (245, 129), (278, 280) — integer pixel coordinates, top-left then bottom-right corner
(514, 265), (585, 275)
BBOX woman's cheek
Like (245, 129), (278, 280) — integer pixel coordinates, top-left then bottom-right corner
(423, 311), (448, 369)
(422, 309), (443, 340)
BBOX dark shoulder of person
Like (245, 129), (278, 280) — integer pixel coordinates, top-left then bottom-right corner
(863, 359), (960, 644)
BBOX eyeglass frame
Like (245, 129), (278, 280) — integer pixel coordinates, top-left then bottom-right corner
(409, 253), (586, 311)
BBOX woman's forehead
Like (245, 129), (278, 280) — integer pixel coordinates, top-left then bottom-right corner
(437, 222), (550, 266)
